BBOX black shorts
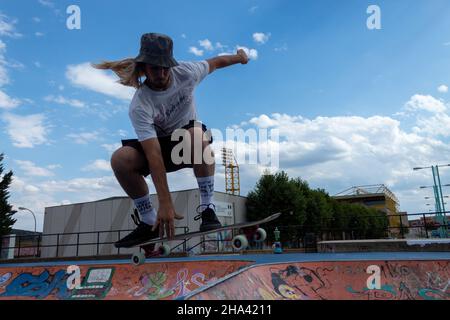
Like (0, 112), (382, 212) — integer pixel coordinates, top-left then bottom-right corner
(121, 120), (213, 176)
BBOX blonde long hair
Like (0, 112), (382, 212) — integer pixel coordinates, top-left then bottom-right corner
(92, 58), (145, 89)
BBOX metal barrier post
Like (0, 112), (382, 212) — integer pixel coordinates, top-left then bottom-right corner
(183, 227), (187, 252)
(36, 234), (41, 257)
(117, 231), (120, 255)
(56, 234), (59, 257)
(423, 213), (429, 238)
(17, 236), (21, 258)
(97, 232), (100, 256)
(76, 233), (80, 257)
(399, 214), (404, 239)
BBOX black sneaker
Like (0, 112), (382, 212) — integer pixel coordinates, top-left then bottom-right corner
(114, 209), (159, 248)
(194, 204), (222, 232)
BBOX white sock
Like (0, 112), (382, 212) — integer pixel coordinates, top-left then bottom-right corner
(197, 176), (215, 209)
(133, 194), (157, 225)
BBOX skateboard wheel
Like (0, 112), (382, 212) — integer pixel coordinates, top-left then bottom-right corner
(158, 244), (170, 257)
(132, 252), (146, 266)
(254, 228), (267, 242)
(232, 235), (248, 251)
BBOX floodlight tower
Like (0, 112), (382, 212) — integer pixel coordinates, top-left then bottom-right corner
(221, 147), (240, 195)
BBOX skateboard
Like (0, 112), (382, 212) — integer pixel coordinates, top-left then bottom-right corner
(131, 212), (282, 265)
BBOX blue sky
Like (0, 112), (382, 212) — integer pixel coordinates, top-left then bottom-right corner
(1, 0), (450, 231)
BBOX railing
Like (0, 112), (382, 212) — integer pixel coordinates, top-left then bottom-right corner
(193, 211), (449, 253)
(0, 211), (448, 260)
(0, 226), (188, 260)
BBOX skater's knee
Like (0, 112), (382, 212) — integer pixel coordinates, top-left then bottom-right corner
(111, 147), (143, 172)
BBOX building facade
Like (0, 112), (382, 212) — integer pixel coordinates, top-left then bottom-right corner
(333, 185), (403, 237)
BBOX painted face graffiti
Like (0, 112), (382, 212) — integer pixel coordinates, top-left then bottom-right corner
(270, 265), (327, 300)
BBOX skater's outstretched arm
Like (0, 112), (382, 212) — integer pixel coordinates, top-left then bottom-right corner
(206, 49), (249, 74)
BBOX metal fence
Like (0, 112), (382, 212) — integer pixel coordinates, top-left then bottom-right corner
(0, 226), (189, 260)
(0, 211), (448, 260)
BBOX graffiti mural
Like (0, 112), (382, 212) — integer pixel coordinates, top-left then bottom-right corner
(0, 260), (250, 300)
(124, 262), (248, 300)
(189, 260), (450, 300)
(0, 273), (12, 287)
(0, 267), (114, 300)
(2, 259), (447, 300)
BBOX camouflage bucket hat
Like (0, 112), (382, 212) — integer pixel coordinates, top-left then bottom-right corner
(135, 33), (179, 67)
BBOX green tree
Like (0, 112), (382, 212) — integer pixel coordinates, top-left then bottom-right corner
(0, 153), (16, 237)
(246, 171), (390, 242)
(246, 171), (307, 241)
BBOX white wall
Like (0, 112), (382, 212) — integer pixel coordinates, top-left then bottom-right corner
(41, 190), (247, 258)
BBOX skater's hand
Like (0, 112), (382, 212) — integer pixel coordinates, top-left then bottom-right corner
(152, 202), (183, 240)
(237, 49), (249, 64)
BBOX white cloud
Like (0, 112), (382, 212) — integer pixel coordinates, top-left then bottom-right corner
(199, 39), (214, 51)
(181, 33), (187, 39)
(44, 94), (85, 108)
(82, 159), (112, 172)
(275, 44), (288, 52)
(8, 59), (24, 70)
(22, 98), (34, 105)
(38, 0), (54, 8)
(101, 143), (122, 154)
(66, 63), (134, 101)
(14, 160), (54, 177)
(249, 114), (279, 128)
(9, 174), (124, 231)
(32, 17), (41, 23)
(404, 94), (447, 114)
(413, 113), (450, 137)
(117, 129), (128, 137)
(0, 13), (22, 38)
(189, 46), (204, 56)
(35, 32), (44, 37)
(47, 164), (62, 170)
(215, 42), (228, 51)
(67, 131), (102, 145)
(1, 113), (50, 148)
(438, 85), (448, 93)
(0, 40), (9, 86)
(39, 176), (119, 195)
(214, 111), (450, 214)
(0, 90), (20, 109)
(253, 32), (271, 44)
(34, 61), (42, 68)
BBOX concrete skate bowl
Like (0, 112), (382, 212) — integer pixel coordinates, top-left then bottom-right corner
(185, 260), (450, 300)
(0, 260), (251, 300)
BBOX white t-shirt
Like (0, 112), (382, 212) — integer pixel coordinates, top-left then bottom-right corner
(128, 61), (210, 141)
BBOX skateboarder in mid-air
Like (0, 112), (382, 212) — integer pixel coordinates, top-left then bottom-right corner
(93, 33), (249, 248)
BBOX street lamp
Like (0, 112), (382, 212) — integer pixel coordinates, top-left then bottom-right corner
(18, 207), (37, 233)
(413, 164), (450, 171)
(414, 164), (450, 238)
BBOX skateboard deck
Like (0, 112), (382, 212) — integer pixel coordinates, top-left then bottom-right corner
(137, 212), (281, 247)
(131, 212), (282, 265)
